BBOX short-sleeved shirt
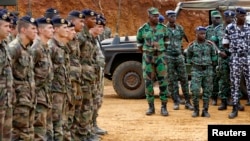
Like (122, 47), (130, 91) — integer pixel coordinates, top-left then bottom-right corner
(223, 22), (250, 53)
(136, 23), (168, 52)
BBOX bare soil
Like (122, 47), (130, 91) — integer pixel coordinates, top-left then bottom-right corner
(98, 79), (250, 141)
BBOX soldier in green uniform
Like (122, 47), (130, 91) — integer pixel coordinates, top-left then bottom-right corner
(8, 15), (37, 141)
(136, 7), (169, 116)
(31, 17), (54, 141)
(0, 11), (13, 141)
(187, 26), (217, 118)
(165, 10), (193, 111)
(205, 10), (222, 106)
(49, 17), (71, 141)
(76, 9), (100, 141)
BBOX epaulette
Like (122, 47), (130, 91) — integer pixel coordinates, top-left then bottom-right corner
(138, 23), (148, 31)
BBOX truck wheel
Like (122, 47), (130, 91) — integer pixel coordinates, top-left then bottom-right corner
(112, 61), (145, 99)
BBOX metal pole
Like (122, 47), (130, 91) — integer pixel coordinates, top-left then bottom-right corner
(116, 0), (121, 35)
(27, 0), (32, 16)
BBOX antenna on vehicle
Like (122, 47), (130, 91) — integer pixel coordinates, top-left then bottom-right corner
(115, 0), (122, 35)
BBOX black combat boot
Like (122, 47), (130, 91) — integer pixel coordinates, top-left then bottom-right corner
(172, 94), (179, 110)
(211, 96), (217, 106)
(192, 105), (199, 117)
(184, 95), (194, 110)
(93, 117), (107, 135)
(246, 98), (250, 106)
(228, 105), (238, 119)
(161, 102), (169, 116)
(201, 101), (210, 117)
(146, 102), (155, 115)
(238, 101), (245, 111)
(218, 99), (227, 110)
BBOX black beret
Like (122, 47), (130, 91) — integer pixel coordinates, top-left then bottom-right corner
(0, 11), (11, 22)
(69, 10), (84, 19)
(36, 17), (53, 25)
(96, 14), (106, 21)
(19, 15), (37, 25)
(52, 17), (69, 25)
(81, 9), (97, 17)
(224, 10), (235, 17)
(44, 8), (59, 19)
(96, 18), (106, 26)
(67, 21), (75, 27)
(10, 17), (18, 25)
(236, 7), (246, 15)
(196, 26), (206, 31)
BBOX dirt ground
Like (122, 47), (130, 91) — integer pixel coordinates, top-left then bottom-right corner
(97, 79), (250, 141)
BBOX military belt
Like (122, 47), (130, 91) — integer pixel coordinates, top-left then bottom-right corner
(193, 65), (209, 71)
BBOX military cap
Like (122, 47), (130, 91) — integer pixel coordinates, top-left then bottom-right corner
(36, 17), (53, 25)
(159, 15), (165, 22)
(19, 15), (37, 25)
(196, 26), (206, 31)
(0, 9), (10, 16)
(44, 8), (59, 18)
(82, 9), (97, 17)
(148, 7), (159, 15)
(211, 10), (222, 17)
(165, 10), (176, 16)
(52, 17), (69, 25)
(67, 21), (75, 27)
(96, 18), (106, 26)
(236, 7), (246, 14)
(224, 10), (235, 17)
(10, 16), (18, 25)
(96, 14), (106, 21)
(69, 10), (84, 19)
(0, 11), (11, 22)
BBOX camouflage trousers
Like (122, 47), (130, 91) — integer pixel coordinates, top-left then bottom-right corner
(34, 104), (48, 141)
(73, 81), (94, 140)
(166, 55), (190, 100)
(142, 52), (168, 103)
(52, 92), (68, 141)
(217, 57), (231, 100)
(212, 65), (219, 99)
(190, 65), (213, 106)
(46, 96), (53, 141)
(0, 87), (12, 141)
(229, 55), (250, 105)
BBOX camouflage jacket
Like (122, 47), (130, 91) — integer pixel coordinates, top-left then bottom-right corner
(187, 40), (217, 66)
(31, 38), (53, 106)
(0, 40), (13, 107)
(166, 23), (185, 56)
(136, 23), (168, 52)
(95, 38), (105, 68)
(7, 36), (35, 108)
(49, 38), (71, 94)
(78, 26), (98, 82)
(206, 24), (224, 51)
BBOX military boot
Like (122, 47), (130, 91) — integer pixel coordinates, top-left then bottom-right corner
(177, 94), (185, 105)
(211, 96), (217, 106)
(146, 102), (155, 115)
(192, 105), (199, 117)
(238, 101), (245, 111)
(201, 101), (210, 117)
(184, 96), (194, 110)
(88, 132), (100, 141)
(218, 99), (227, 110)
(161, 102), (169, 116)
(172, 94), (179, 110)
(228, 105), (238, 119)
(246, 98), (250, 106)
(93, 118), (107, 135)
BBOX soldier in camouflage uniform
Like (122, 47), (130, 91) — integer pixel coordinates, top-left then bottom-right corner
(6, 16), (18, 44)
(136, 7), (169, 116)
(187, 26), (217, 118)
(165, 10), (193, 111)
(89, 15), (107, 135)
(223, 7), (250, 119)
(0, 11), (13, 141)
(44, 8), (60, 19)
(76, 9), (100, 141)
(98, 18), (111, 42)
(205, 10), (222, 106)
(49, 17), (71, 140)
(8, 15), (37, 141)
(31, 17), (54, 141)
(66, 10), (84, 140)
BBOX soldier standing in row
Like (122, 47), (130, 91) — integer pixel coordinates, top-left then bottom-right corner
(49, 17), (71, 140)
(165, 10), (193, 111)
(137, 7), (169, 116)
(0, 11), (13, 141)
(223, 7), (250, 119)
(31, 17), (54, 140)
(89, 15), (108, 135)
(77, 9), (100, 141)
(187, 26), (217, 118)
(8, 15), (37, 140)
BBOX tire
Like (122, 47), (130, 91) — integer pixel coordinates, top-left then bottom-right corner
(112, 61), (145, 99)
